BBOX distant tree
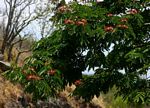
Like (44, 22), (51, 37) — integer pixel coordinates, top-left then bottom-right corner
(0, 0), (54, 61)
(37, 15), (54, 38)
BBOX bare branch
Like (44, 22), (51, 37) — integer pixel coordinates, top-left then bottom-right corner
(4, 0), (9, 16)
(16, 48), (31, 53)
(1, 0), (53, 60)
(12, 37), (27, 46)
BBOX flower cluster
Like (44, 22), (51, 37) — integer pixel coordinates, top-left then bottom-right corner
(64, 19), (87, 26)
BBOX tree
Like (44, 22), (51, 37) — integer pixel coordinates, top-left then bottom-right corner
(37, 15), (54, 38)
(38, 0), (150, 104)
(35, 2), (55, 38)
(4, 0), (150, 105)
(0, 0), (53, 61)
(55, 0), (150, 105)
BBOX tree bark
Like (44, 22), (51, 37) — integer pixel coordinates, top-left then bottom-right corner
(7, 44), (14, 62)
(15, 52), (21, 64)
(1, 40), (7, 54)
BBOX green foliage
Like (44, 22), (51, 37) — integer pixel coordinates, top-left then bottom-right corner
(4, 59), (63, 101)
(3, 0), (150, 104)
(51, 1), (150, 105)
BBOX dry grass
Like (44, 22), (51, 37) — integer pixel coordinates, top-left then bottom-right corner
(0, 75), (32, 108)
(59, 84), (105, 108)
(92, 96), (105, 108)
(0, 76), (105, 108)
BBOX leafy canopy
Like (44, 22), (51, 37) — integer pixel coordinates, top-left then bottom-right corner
(4, 0), (150, 104)
(51, 0), (150, 104)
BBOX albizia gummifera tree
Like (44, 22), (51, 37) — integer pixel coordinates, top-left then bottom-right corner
(5, 0), (150, 105)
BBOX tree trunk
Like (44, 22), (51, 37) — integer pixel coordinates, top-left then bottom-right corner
(1, 40), (7, 54)
(7, 44), (14, 62)
(15, 52), (21, 64)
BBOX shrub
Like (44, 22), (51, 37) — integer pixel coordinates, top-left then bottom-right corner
(4, 59), (64, 101)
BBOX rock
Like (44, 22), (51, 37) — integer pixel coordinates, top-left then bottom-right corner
(35, 98), (72, 108)
(0, 61), (11, 71)
(3, 100), (23, 108)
